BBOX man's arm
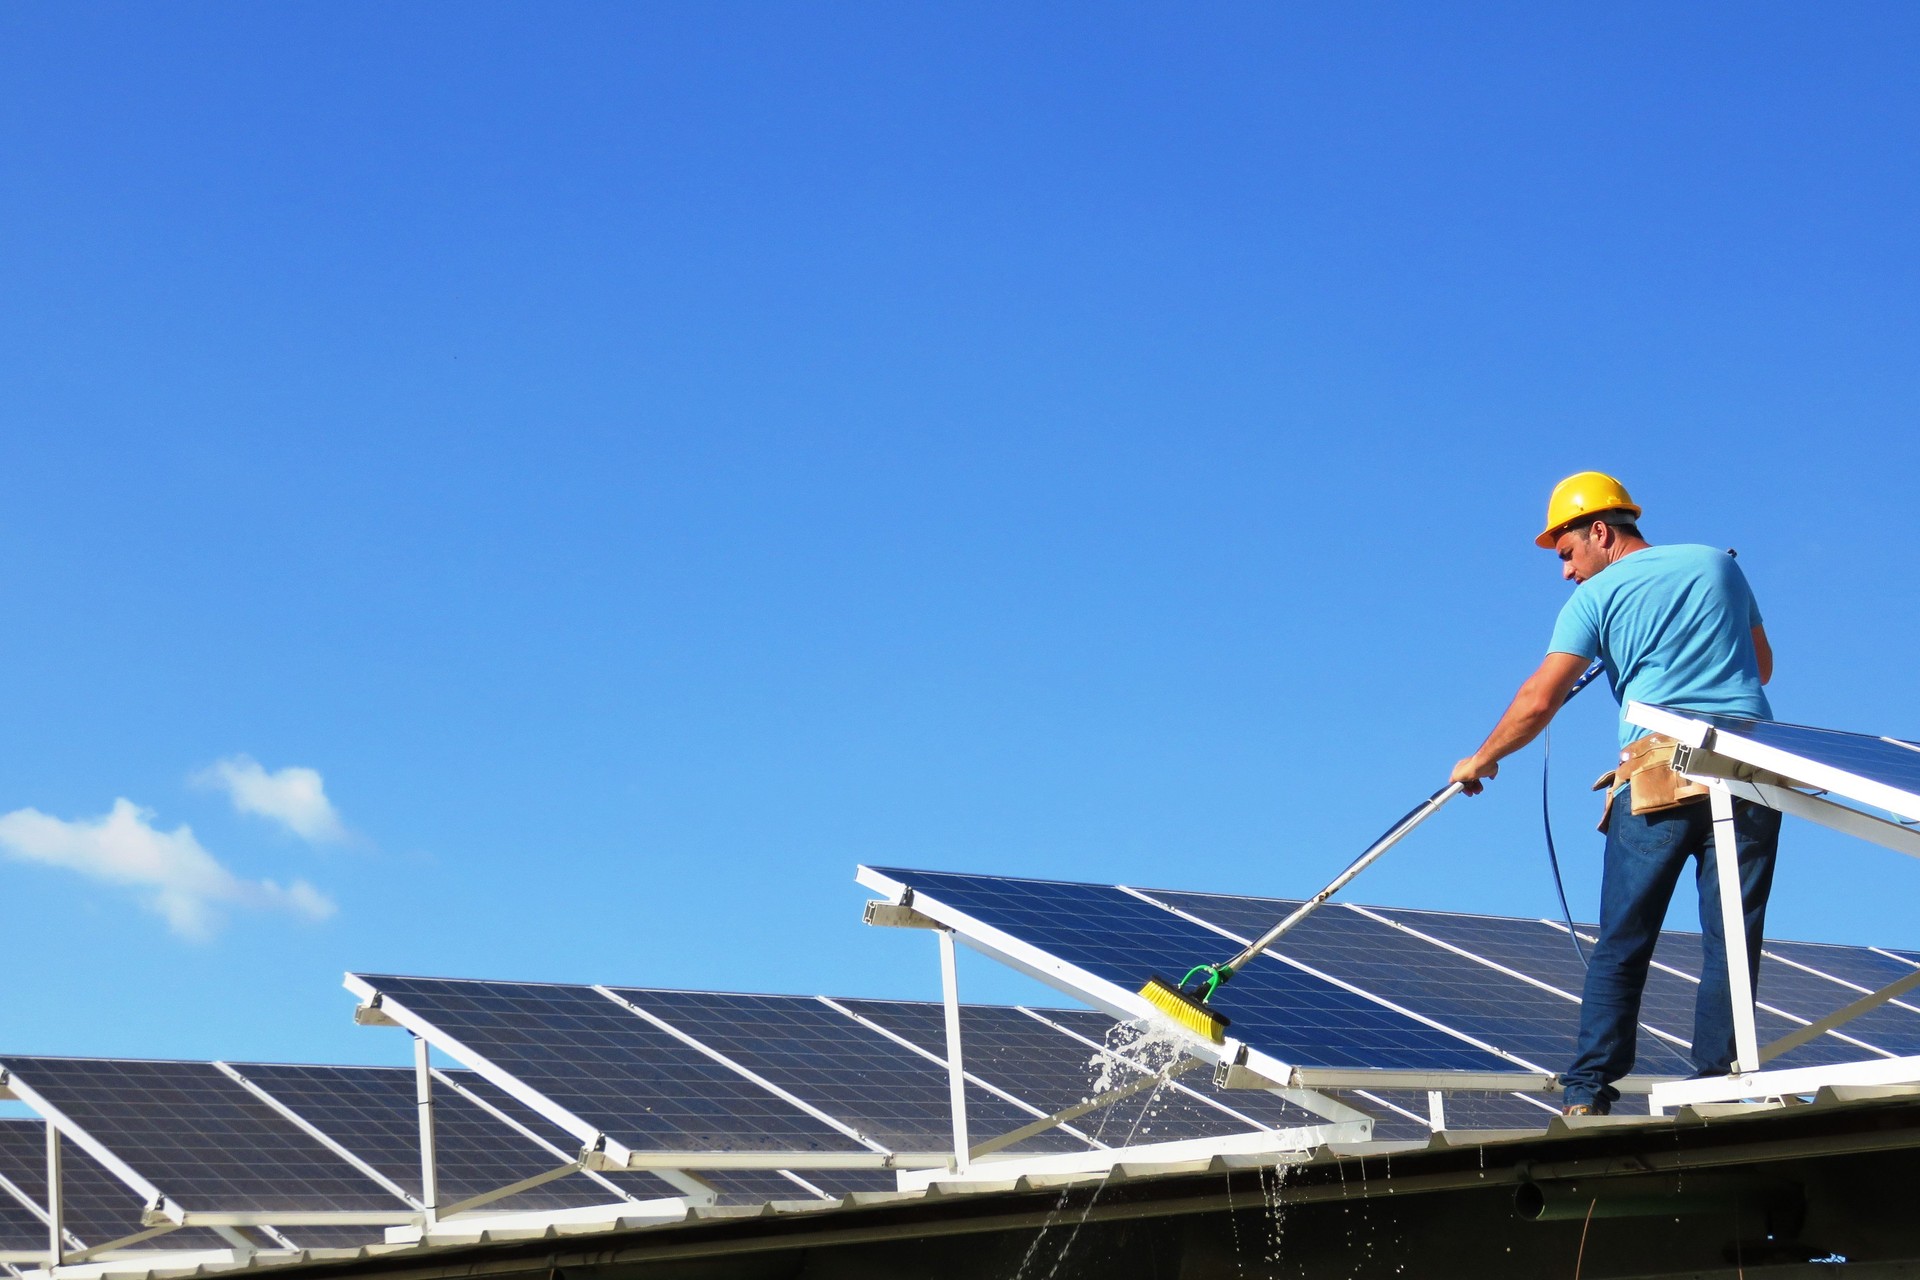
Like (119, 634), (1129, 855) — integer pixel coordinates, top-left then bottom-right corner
(1752, 624), (1773, 685)
(1450, 651), (1594, 795)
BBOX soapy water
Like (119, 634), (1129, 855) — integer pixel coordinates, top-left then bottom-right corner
(1014, 1015), (1311, 1277)
(1009, 1017), (1193, 1278)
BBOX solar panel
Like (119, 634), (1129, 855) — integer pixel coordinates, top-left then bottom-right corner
(351, 976), (876, 1158)
(1142, 889), (1580, 1072)
(1765, 940), (1920, 1001)
(0, 1190), (44, 1256)
(606, 989), (1087, 1156)
(0, 1118), (227, 1254)
(1633, 705), (1920, 821)
(231, 1064), (680, 1212)
(1628, 936), (1920, 1059)
(863, 867), (1519, 1074)
(0, 1058), (412, 1214)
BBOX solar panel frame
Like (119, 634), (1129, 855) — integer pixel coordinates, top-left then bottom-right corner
(1630, 702), (1920, 823)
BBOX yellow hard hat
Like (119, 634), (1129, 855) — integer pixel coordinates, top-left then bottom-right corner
(1535, 472), (1641, 548)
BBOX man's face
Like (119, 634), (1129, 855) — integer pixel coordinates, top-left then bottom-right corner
(1553, 525), (1610, 583)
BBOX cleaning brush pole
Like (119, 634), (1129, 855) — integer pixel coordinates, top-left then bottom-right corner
(1218, 782), (1465, 975)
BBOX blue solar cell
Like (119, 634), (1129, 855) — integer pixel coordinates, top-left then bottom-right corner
(0, 1058), (411, 1214)
(612, 989), (1086, 1156)
(867, 868), (1515, 1073)
(1638, 936), (1920, 1060)
(1763, 940), (1920, 997)
(1655, 707), (1920, 805)
(1143, 890), (1582, 1072)
(356, 976), (867, 1157)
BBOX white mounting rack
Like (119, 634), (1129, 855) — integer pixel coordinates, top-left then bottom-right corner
(0, 1053), (679, 1276)
(1626, 702), (1920, 1112)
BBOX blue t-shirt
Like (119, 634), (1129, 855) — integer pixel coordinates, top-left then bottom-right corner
(1548, 544), (1771, 744)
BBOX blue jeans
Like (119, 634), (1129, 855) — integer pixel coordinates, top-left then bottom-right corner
(1561, 790), (1781, 1109)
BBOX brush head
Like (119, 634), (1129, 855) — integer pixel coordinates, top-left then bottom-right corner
(1138, 974), (1230, 1044)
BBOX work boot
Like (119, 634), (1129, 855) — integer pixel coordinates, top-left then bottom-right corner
(1560, 1100), (1611, 1116)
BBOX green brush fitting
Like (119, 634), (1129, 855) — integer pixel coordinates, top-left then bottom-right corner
(1179, 963), (1233, 1001)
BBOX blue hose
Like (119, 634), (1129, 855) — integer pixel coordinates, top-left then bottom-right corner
(1543, 659), (1606, 967)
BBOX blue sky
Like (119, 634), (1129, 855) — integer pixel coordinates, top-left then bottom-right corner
(2, 3), (1917, 1069)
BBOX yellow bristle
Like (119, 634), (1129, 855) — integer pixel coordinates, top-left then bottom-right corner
(1138, 975), (1229, 1044)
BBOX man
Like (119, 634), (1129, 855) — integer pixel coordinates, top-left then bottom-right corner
(1450, 471), (1779, 1115)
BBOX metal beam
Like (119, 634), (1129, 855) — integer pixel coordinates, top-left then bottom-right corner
(60, 1220), (183, 1258)
(171, 1210), (419, 1227)
(1284, 1067), (1560, 1093)
(44, 1123), (62, 1269)
(1760, 965), (1920, 1063)
(937, 929), (969, 1171)
(1651, 1051), (1920, 1110)
(1709, 781), (1762, 1073)
(1694, 766), (1920, 860)
(968, 1060), (1202, 1160)
(414, 1036), (439, 1228)
(435, 1159), (585, 1219)
(863, 900), (941, 930)
(896, 1120), (1367, 1189)
(610, 1150), (948, 1171)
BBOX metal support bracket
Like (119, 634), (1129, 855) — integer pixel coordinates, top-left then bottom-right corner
(45, 1123), (63, 1269)
(968, 1059), (1203, 1160)
(1708, 780), (1762, 1073)
(865, 900), (942, 930)
(414, 1034), (440, 1228)
(938, 929), (970, 1170)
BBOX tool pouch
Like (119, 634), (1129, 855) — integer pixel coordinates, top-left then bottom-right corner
(1593, 733), (1709, 833)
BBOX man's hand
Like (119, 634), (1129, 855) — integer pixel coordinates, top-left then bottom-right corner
(1451, 755), (1499, 796)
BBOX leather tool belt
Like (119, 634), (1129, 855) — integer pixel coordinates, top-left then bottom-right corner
(1590, 732), (1711, 833)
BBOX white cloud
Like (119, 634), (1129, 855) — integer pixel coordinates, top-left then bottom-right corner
(194, 755), (347, 844)
(0, 799), (336, 941)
